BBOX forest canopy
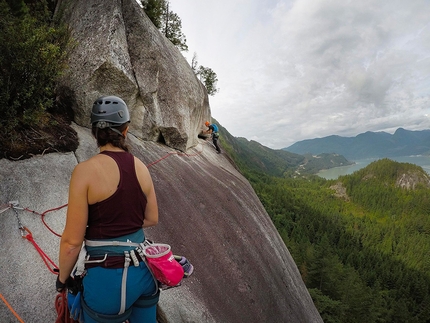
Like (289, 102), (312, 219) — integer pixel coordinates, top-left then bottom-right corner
(246, 158), (430, 323)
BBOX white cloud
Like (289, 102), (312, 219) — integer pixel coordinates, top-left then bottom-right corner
(171, 0), (430, 149)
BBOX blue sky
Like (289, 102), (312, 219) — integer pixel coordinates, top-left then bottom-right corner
(170, 0), (430, 149)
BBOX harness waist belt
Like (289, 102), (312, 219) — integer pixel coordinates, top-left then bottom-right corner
(85, 239), (140, 247)
(85, 253), (144, 269)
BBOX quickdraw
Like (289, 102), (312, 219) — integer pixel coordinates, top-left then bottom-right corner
(9, 201), (59, 275)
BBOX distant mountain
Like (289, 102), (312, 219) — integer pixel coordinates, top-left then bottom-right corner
(284, 128), (430, 160)
(215, 120), (353, 176)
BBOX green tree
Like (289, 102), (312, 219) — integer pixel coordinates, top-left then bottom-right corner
(197, 66), (219, 96)
(0, 0), (71, 133)
(191, 53), (219, 96)
(140, 0), (164, 28)
(141, 0), (188, 51)
(141, 2), (219, 94)
(162, 2), (188, 51)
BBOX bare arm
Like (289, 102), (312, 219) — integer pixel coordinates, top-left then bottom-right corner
(135, 157), (158, 227)
(58, 163), (89, 283)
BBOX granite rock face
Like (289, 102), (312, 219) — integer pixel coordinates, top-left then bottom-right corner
(0, 124), (323, 323)
(0, 0), (323, 321)
(56, 0), (210, 152)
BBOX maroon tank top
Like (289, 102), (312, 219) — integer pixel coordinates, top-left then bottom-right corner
(86, 151), (147, 239)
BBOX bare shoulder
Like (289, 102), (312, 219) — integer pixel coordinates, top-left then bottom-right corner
(71, 156), (99, 180)
(133, 156), (150, 175)
(133, 156), (153, 191)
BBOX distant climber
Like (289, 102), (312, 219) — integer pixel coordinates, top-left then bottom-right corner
(204, 121), (221, 154)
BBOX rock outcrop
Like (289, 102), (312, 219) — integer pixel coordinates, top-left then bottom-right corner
(0, 124), (323, 323)
(396, 172), (430, 190)
(55, 0), (209, 152)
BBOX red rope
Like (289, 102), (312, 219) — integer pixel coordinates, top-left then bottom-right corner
(21, 227), (59, 275)
(146, 144), (204, 168)
(146, 152), (178, 168)
(55, 291), (76, 323)
(23, 204), (67, 237)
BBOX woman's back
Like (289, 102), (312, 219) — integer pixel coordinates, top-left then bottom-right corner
(86, 150), (148, 239)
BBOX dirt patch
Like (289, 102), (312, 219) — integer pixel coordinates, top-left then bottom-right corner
(0, 113), (79, 161)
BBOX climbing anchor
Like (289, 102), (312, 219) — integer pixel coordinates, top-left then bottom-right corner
(9, 200), (27, 235)
(8, 200), (59, 274)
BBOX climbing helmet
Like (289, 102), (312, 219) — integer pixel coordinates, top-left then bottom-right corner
(91, 95), (130, 128)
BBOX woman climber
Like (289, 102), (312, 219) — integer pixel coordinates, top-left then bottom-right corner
(56, 95), (160, 322)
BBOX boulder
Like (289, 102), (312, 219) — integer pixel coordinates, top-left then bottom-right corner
(55, 0), (210, 152)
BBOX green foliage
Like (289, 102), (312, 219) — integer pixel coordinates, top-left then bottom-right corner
(190, 53), (219, 96)
(218, 125), (351, 177)
(226, 137), (430, 322)
(197, 66), (218, 96)
(140, 0), (164, 28)
(141, 0), (188, 51)
(214, 120), (306, 176)
(163, 8), (188, 51)
(0, 0), (71, 133)
(142, 3), (219, 95)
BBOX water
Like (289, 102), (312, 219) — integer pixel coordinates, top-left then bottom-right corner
(317, 156), (430, 180)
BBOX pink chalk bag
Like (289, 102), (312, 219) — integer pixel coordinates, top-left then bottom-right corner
(140, 243), (185, 287)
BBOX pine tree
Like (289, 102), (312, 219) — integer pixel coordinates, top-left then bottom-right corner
(141, 0), (188, 51)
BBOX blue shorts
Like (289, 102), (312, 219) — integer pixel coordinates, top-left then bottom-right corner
(82, 261), (158, 323)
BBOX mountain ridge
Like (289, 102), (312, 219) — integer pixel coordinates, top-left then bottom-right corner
(216, 120), (353, 176)
(284, 128), (430, 160)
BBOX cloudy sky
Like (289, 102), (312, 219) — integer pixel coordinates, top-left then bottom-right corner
(170, 0), (430, 149)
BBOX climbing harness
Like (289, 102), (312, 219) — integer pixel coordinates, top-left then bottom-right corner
(73, 238), (161, 321)
(84, 238), (159, 315)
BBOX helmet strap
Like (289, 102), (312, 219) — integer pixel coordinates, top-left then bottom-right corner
(94, 121), (125, 138)
(109, 127), (125, 138)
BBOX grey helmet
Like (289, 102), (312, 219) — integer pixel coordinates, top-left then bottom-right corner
(91, 96), (130, 129)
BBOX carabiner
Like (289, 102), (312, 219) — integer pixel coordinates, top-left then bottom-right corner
(20, 226), (31, 238)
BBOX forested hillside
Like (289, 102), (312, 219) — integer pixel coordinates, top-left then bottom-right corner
(221, 132), (430, 323)
(216, 120), (353, 177)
